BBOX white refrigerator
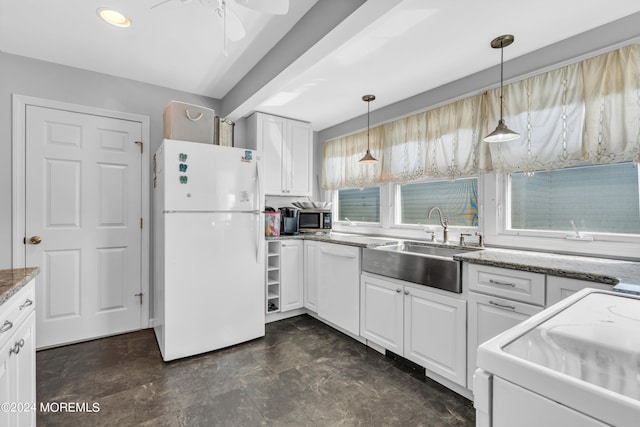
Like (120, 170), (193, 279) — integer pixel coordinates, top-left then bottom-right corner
(153, 139), (265, 361)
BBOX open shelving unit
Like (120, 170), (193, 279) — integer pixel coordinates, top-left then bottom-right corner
(266, 240), (281, 313)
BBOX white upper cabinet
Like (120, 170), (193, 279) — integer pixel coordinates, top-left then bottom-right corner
(246, 112), (312, 196)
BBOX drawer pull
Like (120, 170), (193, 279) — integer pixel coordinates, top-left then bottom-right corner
(489, 279), (515, 287)
(489, 300), (516, 310)
(19, 298), (33, 310)
(0, 320), (13, 334)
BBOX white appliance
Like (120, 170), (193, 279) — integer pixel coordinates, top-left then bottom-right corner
(153, 139), (265, 361)
(474, 288), (640, 427)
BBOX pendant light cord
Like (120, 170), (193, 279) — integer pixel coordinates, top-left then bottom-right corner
(367, 100), (371, 150)
(499, 42), (504, 121)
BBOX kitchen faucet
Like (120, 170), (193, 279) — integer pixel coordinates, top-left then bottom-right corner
(428, 207), (448, 244)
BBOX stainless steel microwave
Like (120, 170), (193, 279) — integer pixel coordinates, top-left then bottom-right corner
(298, 210), (332, 233)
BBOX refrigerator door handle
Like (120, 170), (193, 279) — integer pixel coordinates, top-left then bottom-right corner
(255, 162), (262, 262)
(255, 162), (261, 211)
(255, 212), (261, 262)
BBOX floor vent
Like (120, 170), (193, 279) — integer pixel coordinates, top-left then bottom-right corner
(385, 350), (426, 375)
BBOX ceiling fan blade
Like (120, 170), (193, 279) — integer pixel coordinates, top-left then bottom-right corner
(234, 0), (288, 15)
(151, 0), (192, 10)
(216, 4), (246, 41)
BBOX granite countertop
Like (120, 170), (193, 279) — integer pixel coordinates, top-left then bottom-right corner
(454, 248), (640, 287)
(0, 268), (40, 307)
(267, 233), (640, 289)
(266, 233), (399, 248)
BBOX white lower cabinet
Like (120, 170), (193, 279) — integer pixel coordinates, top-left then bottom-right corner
(546, 276), (612, 307)
(280, 241), (304, 312)
(0, 280), (36, 427)
(360, 274), (404, 354)
(303, 241), (318, 312)
(361, 274), (467, 387)
(317, 242), (361, 336)
(467, 291), (543, 390)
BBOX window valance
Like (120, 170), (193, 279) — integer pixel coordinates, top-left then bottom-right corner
(322, 94), (488, 190)
(322, 43), (640, 190)
(490, 43), (640, 173)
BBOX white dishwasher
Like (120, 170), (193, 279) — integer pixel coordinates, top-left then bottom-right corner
(474, 288), (640, 427)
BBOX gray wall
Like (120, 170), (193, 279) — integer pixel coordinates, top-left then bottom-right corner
(0, 52), (221, 269)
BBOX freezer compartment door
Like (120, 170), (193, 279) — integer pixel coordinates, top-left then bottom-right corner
(161, 139), (262, 212)
(162, 211), (265, 361)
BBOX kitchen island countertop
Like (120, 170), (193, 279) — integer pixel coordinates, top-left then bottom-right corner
(0, 268), (39, 307)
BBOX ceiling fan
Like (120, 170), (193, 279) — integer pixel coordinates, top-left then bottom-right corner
(150, 0), (289, 46)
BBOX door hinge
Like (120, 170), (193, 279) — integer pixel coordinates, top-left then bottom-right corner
(134, 292), (143, 304)
(140, 218), (143, 229)
(135, 141), (143, 153)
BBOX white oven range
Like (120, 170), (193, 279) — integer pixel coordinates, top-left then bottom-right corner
(474, 288), (640, 427)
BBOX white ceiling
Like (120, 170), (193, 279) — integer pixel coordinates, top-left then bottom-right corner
(0, 0), (317, 97)
(2, 0), (640, 131)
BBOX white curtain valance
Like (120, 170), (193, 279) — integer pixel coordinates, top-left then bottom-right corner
(487, 62), (586, 173)
(322, 43), (640, 190)
(489, 43), (640, 173)
(322, 94), (488, 190)
(322, 127), (384, 190)
(581, 44), (640, 165)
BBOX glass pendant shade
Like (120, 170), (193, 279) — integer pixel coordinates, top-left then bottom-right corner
(484, 34), (520, 143)
(359, 94), (378, 164)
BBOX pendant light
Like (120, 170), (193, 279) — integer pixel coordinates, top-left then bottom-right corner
(359, 95), (378, 164)
(484, 34), (520, 143)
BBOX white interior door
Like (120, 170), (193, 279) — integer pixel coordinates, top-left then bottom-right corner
(25, 105), (143, 348)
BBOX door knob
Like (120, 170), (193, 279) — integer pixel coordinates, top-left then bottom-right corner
(29, 236), (42, 245)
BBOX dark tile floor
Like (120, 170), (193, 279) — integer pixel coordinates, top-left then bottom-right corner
(36, 315), (475, 426)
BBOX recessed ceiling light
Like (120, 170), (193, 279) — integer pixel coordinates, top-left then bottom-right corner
(97, 8), (131, 28)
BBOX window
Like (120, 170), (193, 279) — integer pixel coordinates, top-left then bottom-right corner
(337, 187), (380, 223)
(509, 163), (640, 235)
(398, 178), (478, 227)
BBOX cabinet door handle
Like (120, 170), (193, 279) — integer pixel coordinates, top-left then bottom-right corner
(396, 288), (402, 293)
(0, 320), (12, 334)
(19, 298), (33, 310)
(489, 300), (516, 310)
(9, 341), (22, 356)
(9, 344), (18, 356)
(489, 279), (516, 287)
(319, 249), (357, 259)
(404, 290), (410, 295)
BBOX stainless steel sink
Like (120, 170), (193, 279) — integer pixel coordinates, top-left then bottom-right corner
(362, 241), (481, 293)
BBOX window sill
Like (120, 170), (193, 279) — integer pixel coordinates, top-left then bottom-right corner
(486, 233), (640, 261)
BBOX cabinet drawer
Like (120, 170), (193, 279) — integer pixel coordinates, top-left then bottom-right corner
(0, 280), (35, 349)
(467, 264), (545, 306)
